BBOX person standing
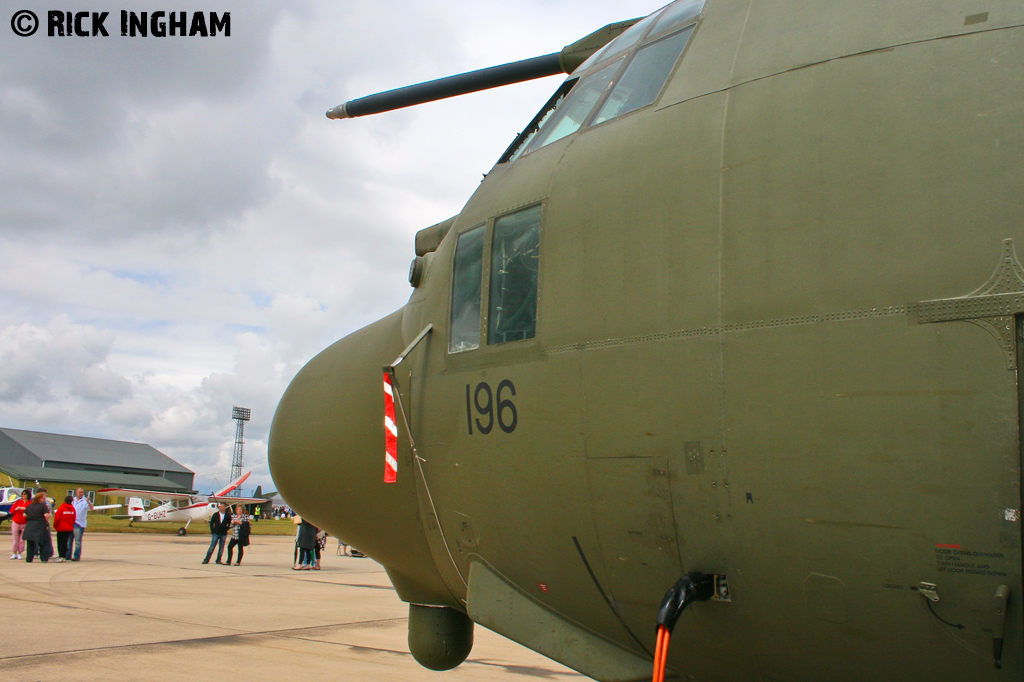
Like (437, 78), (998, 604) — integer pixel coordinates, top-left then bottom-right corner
(71, 487), (94, 561)
(314, 528), (327, 570)
(226, 504), (250, 565)
(295, 518), (317, 570)
(23, 492), (52, 563)
(36, 488), (55, 561)
(53, 496), (76, 562)
(9, 489), (30, 560)
(291, 514), (302, 567)
(203, 503), (232, 564)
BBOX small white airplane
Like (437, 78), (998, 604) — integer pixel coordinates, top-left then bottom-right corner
(99, 472), (269, 535)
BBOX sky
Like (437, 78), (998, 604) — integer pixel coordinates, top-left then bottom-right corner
(0, 0), (664, 495)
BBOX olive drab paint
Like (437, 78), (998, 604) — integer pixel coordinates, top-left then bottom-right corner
(269, 1), (1024, 680)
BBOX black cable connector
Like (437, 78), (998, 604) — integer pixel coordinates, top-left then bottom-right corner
(656, 572), (715, 634)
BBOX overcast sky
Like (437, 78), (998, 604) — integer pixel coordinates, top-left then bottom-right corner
(0, 0), (662, 494)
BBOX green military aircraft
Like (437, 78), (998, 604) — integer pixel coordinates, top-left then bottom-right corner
(268, 1), (1024, 680)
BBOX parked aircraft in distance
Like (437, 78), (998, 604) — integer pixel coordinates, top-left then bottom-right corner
(100, 472), (269, 535)
(0, 486), (120, 524)
(0, 487), (20, 522)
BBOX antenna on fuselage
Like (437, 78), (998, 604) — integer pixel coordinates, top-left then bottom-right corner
(325, 19), (640, 120)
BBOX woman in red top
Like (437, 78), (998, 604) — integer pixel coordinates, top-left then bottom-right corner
(53, 496), (77, 563)
(9, 489), (30, 560)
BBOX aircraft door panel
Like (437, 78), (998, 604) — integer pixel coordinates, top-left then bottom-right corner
(577, 338), (766, 681)
(413, 352), (620, 629)
(585, 455), (682, 612)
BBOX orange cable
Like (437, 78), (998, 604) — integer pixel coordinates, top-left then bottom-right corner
(663, 633), (671, 681)
(656, 627), (663, 681)
(653, 625), (670, 682)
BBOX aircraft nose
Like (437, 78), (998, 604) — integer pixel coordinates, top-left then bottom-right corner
(268, 308), (453, 605)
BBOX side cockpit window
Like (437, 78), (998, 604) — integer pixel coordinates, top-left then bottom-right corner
(449, 225), (485, 353)
(489, 206), (542, 344)
(448, 206), (543, 354)
(501, 81), (575, 164)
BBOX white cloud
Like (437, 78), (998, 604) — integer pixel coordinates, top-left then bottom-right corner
(0, 316), (123, 402)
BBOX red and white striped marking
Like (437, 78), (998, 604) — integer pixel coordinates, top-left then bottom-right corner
(383, 372), (398, 483)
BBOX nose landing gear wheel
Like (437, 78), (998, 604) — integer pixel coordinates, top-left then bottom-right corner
(177, 527), (187, 536)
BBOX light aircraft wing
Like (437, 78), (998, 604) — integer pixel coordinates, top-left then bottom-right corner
(97, 488), (192, 502)
(208, 495), (270, 505)
(213, 471), (251, 497)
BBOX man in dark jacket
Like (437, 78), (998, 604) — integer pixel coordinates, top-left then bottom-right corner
(202, 503), (232, 564)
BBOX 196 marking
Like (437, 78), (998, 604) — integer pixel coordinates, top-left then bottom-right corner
(465, 380), (517, 435)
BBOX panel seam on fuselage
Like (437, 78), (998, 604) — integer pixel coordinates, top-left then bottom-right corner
(658, 22), (1024, 112)
(543, 305), (908, 355)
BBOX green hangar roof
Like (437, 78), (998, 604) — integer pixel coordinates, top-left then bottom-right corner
(0, 427), (194, 492)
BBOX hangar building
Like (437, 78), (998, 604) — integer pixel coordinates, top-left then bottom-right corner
(0, 427), (194, 502)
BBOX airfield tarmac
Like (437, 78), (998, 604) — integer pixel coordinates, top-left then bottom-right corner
(0, 533), (583, 680)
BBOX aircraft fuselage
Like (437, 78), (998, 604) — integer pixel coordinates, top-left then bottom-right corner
(270, 1), (1024, 680)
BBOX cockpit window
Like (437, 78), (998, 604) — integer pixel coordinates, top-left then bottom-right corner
(449, 225), (485, 353)
(500, 80), (576, 164)
(594, 11), (659, 65)
(489, 206), (541, 344)
(648, 0), (703, 37)
(499, 0), (704, 165)
(523, 59), (622, 154)
(590, 26), (695, 126)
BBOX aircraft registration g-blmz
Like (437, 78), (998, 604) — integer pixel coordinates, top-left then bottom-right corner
(268, 1), (1024, 680)
(99, 472), (268, 535)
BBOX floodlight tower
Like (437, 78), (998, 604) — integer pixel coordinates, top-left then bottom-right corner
(230, 406), (251, 496)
